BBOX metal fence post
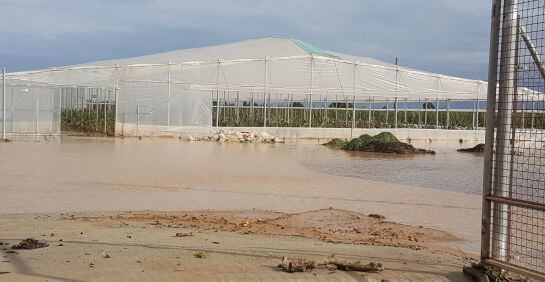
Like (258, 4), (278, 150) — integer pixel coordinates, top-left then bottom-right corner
(308, 56), (313, 128)
(491, 0), (518, 262)
(263, 57), (268, 127)
(2, 68), (5, 140)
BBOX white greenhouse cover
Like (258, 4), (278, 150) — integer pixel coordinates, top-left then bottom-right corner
(6, 37), (488, 132)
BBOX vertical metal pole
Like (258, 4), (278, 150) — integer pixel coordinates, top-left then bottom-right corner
(369, 97), (375, 128)
(309, 56), (313, 128)
(351, 61), (357, 137)
(2, 68), (5, 140)
(103, 89), (107, 133)
(236, 91), (240, 125)
(385, 99), (389, 126)
(95, 89), (99, 132)
(404, 98), (408, 126)
(424, 98), (428, 127)
(394, 97), (398, 128)
(436, 75), (440, 129)
(435, 97), (439, 129)
(395, 59), (399, 129)
(491, 0), (518, 262)
(167, 62), (171, 127)
(263, 57), (268, 127)
(472, 99), (477, 130)
(482, 1), (502, 262)
(418, 98), (422, 128)
(114, 64), (119, 137)
(446, 99), (450, 129)
(215, 60), (220, 127)
(476, 97), (480, 129)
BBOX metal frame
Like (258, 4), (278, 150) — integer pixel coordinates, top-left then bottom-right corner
(482, 0), (545, 279)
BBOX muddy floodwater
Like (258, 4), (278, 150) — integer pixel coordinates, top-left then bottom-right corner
(0, 136), (483, 252)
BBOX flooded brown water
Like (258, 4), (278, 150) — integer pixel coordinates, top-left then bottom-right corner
(0, 136), (483, 252)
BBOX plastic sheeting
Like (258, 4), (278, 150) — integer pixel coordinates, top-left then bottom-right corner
(0, 79), (60, 136)
(5, 37), (488, 136)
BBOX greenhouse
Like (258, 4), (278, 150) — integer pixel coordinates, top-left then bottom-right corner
(1, 37), (490, 138)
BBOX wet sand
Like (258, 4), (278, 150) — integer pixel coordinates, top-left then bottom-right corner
(0, 210), (473, 281)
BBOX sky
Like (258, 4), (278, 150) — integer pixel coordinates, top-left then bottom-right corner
(0, 0), (492, 80)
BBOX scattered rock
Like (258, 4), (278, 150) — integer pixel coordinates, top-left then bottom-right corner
(11, 239), (49, 250)
(212, 241), (220, 244)
(457, 143), (485, 153)
(102, 252), (111, 258)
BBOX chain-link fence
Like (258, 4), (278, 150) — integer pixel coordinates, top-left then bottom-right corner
(482, 0), (545, 280)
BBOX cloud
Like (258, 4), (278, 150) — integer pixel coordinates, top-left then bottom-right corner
(0, 0), (493, 79)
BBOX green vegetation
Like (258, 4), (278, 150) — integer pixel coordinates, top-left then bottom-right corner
(213, 106), (487, 129)
(343, 132), (399, 151)
(61, 108), (115, 136)
(323, 138), (348, 147)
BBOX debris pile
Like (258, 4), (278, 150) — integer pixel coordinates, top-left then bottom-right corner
(324, 132), (435, 154)
(279, 255), (383, 273)
(11, 238), (49, 250)
(185, 130), (284, 143)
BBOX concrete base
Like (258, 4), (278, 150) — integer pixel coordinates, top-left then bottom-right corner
(116, 123), (485, 141)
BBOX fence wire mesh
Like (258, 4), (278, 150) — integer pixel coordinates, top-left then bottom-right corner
(483, 0), (545, 279)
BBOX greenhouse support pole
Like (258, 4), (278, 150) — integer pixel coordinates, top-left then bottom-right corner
(385, 99), (389, 126)
(424, 98), (428, 127)
(263, 57), (268, 127)
(404, 98), (408, 125)
(236, 91), (240, 125)
(167, 61), (171, 127)
(418, 98), (422, 128)
(2, 68), (5, 140)
(394, 97), (398, 128)
(476, 97), (480, 129)
(368, 97), (372, 127)
(435, 75), (440, 129)
(309, 56), (314, 128)
(103, 89), (107, 134)
(215, 60), (220, 127)
(446, 99), (450, 129)
(491, 0), (518, 262)
(395, 60), (399, 129)
(472, 99), (476, 130)
(114, 64), (119, 137)
(351, 61), (358, 137)
(435, 97), (439, 129)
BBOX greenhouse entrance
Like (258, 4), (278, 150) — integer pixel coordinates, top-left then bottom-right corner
(60, 87), (116, 136)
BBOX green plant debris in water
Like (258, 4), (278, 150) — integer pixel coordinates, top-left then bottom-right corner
(322, 138), (348, 147)
(343, 132), (399, 151)
(323, 132), (435, 154)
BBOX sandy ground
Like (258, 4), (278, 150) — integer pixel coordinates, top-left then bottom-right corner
(0, 210), (474, 281)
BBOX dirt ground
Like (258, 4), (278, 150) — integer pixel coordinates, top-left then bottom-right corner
(0, 209), (474, 281)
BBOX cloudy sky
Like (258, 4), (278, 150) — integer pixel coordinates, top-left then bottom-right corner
(0, 0), (492, 79)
